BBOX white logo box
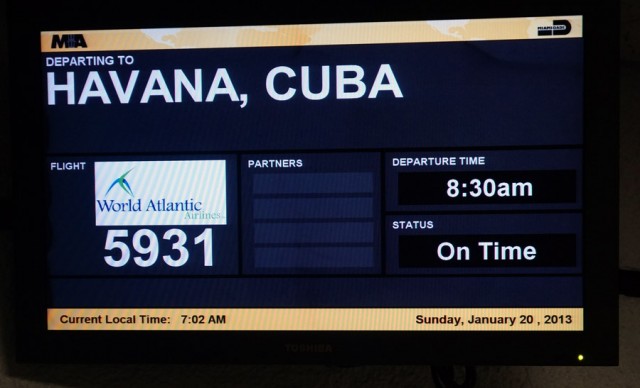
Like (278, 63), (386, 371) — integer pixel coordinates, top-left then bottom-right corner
(94, 160), (227, 226)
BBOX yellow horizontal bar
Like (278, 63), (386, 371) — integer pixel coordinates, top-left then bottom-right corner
(48, 307), (583, 331)
(41, 15), (582, 53)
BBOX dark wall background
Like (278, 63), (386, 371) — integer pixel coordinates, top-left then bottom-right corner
(0, 1), (637, 387)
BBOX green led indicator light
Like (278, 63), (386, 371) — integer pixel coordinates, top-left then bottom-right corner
(577, 354), (584, 362)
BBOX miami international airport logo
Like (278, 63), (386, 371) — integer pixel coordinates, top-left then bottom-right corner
(94, 160), (227, 226)
(50, 34), (88, 49)
(105, 168), (134, 197)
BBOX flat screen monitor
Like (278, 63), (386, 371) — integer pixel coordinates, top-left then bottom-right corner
(8, 1), (619, 365)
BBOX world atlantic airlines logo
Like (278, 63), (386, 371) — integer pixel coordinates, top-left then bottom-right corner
(537, 20), (572, 36)
(94, 160), (227, 226)
(105, 168), (134, 197)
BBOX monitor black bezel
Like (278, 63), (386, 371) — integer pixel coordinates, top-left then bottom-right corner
(8, 0), (619, 365)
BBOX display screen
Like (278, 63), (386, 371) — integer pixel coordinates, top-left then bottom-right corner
(43, 15), (586, 329)
(10, 4), (619, 365)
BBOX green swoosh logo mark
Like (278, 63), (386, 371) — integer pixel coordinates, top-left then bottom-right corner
(105, 168), (134, 197)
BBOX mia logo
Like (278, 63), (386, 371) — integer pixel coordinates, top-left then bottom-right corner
(50, 34), (88, 49)
(537, 20), (572, 36)
(105, 169), (134, 197)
